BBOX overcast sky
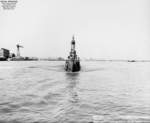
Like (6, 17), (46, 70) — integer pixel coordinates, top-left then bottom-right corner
(0, 0), (150, 60)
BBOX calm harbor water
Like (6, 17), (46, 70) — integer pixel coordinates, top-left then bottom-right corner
(0, 61), (150, 123)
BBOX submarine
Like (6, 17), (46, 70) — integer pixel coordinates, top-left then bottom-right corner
(65, 36), (81, 72)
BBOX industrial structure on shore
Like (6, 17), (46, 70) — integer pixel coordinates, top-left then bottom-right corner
(0, 44), (38, 61)
(9, 44), (25, 61)
(65, 36), (80, 72)
(0, 48), (10, 61)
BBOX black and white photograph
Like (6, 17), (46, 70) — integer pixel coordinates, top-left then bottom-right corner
(0, 0), (150, 122)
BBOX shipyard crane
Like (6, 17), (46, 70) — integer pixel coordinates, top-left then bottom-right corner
(16, 44), (23, 57)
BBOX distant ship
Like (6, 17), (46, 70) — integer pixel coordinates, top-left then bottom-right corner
(65, 36), (80, 72)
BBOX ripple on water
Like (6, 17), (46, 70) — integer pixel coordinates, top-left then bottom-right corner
(0, 107), (12, 114)
(20, 99), (48, 108)
(37, 78), (52, 83)
(37, 80), (61, 91)
(43, 92), (65, 103)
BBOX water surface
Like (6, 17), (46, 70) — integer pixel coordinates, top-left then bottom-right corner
(0, 61), (150, 123)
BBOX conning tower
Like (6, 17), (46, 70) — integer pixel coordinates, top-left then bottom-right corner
(65, 36), (80, 72)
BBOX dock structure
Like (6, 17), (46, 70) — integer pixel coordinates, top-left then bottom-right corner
(65, 36), (80, 72)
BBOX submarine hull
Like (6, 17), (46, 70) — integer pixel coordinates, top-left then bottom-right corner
(65, 60), (80, 72)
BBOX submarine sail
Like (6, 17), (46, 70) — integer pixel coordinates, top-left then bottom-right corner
(65, 36), (80, 72)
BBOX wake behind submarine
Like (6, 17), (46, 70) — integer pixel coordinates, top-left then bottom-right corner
(65, 36), (81, 72)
